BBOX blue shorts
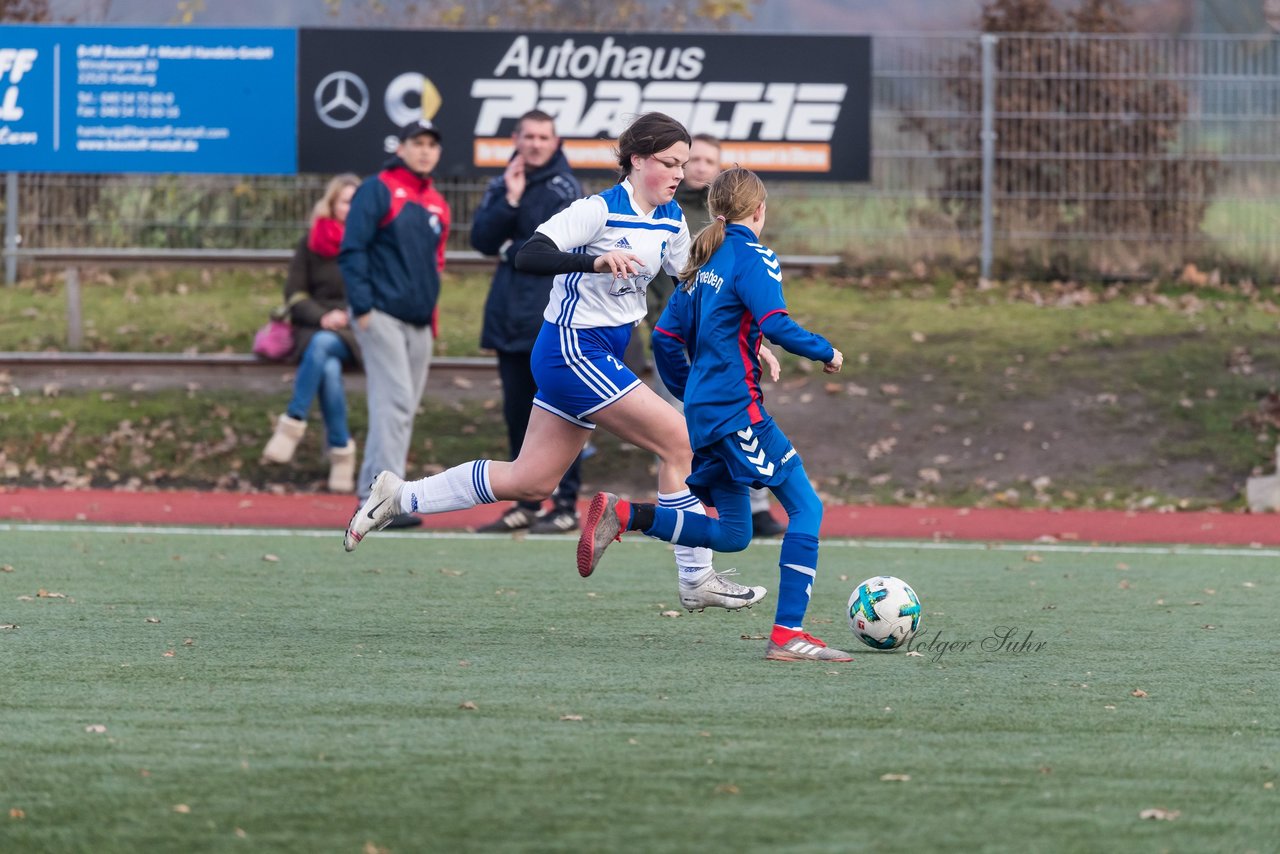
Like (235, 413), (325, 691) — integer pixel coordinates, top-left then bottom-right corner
(685, 416), (802, 506)
(531, 321), (642, 428)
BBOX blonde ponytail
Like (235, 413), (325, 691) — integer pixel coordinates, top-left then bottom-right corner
(677, 167), (767, 288)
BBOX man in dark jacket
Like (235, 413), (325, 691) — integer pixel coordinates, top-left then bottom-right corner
(340, 119), (450, 527)
(470, 110), (585, 534)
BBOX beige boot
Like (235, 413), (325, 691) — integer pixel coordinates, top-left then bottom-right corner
(327, 439), (357, 493)
(262, 414), (306, 463)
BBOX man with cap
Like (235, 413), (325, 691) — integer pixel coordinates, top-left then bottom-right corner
(340, 119), (451, 527)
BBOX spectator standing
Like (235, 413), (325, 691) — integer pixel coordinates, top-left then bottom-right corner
(471, 110), (586, 534)
(339, 120), (450, 528)
(262, 173), (363, 493)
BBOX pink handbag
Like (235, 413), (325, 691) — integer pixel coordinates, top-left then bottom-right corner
(252, 318), (294, 360)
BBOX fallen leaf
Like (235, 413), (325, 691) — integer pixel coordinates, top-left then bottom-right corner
(9, 808), (25, 819)
(559, 714), (583, 722)
(84, 724), (107, 733)
(172, 804), (191, 814)
(145, 617), (161, 624)
(1, 564), (13, 572)
(1265, 782), (1274, 790)
(879, 773), (911, 782)
(660, 610), (682, 618)
(714, 783), (740, 795)
(1024, 554), (1042, 564)
(459, 701), (478, 710)
(905, 651), (924, 657)
(1118, 579), (1131, 589)
(1131, 689), (1148, 698)
(439, 568), (463, 577)
(163, 650), (176, 658)
(262, 554), (280, 563)
(183, 638), (194, 646)
(739, 634), (766, 640)
(1138, 808), (1180, 821)
(36, 589), (67, 598)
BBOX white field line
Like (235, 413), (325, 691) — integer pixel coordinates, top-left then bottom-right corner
(3, 522), (1279, 559)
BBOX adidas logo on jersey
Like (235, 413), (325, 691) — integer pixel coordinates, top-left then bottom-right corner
(613, 237), (632, 250)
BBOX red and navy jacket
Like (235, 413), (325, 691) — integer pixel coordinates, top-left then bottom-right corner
(651, 223), (834, 449)
(340, 156), (450, 330)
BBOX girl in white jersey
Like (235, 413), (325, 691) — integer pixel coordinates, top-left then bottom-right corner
(344, 113), (766, 614)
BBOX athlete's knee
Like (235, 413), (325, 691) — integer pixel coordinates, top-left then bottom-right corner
(780, 488), (823, 537)
(507, 480), (555, 503)
(711, 523), (752, 554)
(503, 465), (559, 503)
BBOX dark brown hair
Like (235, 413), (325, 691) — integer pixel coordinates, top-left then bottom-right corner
(615, 112), (691, 177)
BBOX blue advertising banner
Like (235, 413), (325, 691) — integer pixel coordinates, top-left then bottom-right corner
(0, 26), (296, 174)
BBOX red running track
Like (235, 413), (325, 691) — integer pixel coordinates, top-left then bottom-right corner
(3, 488), (1277, 546)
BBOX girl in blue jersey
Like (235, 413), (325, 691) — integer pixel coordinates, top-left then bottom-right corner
(577, 167), (852, 663)
(344, 113), (765, 614)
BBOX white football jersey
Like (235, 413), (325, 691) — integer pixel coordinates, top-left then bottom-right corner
(538, 179), (690, 329)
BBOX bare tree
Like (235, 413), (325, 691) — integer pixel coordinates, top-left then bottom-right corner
(0, 0), (50, 22)
(903, 0), (1218, 274)
(321, 0), (757, 30)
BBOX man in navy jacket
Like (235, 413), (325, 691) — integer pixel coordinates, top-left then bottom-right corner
(341, 119), (450, 527)
(470, 110), (585, 534)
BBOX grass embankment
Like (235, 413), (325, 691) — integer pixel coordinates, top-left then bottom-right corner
(1, 268), (1278, 507)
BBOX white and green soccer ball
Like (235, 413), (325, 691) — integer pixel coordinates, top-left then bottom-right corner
(847, 575), (922, 651)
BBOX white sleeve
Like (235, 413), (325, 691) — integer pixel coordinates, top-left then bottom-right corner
(535, 195), (607, 251)
(663, 218), (691, 277)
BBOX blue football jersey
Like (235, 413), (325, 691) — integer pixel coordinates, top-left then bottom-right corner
(654, 223), (834, 449)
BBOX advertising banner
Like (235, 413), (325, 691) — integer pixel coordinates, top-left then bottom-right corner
(0, 25), (296, 174)
(298, 29), (870, 180)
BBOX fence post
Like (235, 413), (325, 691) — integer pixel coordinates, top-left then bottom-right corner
(65, 267), (83, 350)
(979, 33), (997, 282)
(4, 172), (17, 286)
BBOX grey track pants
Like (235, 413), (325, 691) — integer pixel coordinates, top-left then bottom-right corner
(352, 309), (433, 501)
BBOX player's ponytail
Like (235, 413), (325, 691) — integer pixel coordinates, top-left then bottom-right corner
(678, 166), (767, 287)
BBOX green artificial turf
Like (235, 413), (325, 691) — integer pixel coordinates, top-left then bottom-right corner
(1, 529), (1277, 853)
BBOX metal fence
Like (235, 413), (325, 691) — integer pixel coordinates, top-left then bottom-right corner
(4, 32), (1279, 280)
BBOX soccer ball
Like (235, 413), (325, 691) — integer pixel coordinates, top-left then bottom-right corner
(847, 576), (922, 651)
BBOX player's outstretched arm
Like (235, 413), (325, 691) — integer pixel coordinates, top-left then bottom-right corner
(758, 311), (836, 366)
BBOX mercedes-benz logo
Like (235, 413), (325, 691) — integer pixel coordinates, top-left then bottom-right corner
(314, 71), (369, 130)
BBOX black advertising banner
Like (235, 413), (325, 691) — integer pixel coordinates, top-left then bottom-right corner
(297, 29), (870, 180)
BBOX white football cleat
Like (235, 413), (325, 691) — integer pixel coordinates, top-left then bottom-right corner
(343, 471), (405, 552)
(679, 569), (768, 612)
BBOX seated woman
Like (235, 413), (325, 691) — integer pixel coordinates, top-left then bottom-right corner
(262, 174), (363, 493)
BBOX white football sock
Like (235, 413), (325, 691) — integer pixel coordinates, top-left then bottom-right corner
(400, 460), (496, 514)
(660, 489), (714, 587)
